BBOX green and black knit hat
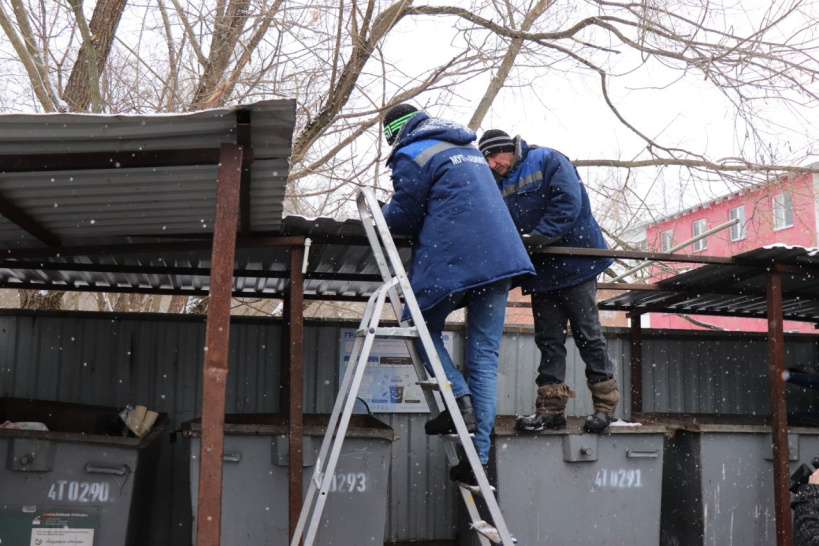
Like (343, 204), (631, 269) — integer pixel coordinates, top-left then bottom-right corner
(382, 103), (419, 145)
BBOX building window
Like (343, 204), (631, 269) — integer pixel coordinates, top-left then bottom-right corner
(729, 206), (747, 241)
(692, 219), (707, 252)
(773, 192), (793, 230)
(661, 230), (673, 252)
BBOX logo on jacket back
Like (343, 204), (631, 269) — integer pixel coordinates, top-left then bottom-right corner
(449, 154), (484, 165)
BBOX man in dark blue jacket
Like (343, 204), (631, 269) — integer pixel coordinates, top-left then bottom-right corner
(479, 129), (620, 434)
(381, 105), (535, 484)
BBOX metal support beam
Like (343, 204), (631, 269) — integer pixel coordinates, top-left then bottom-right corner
(526, 245), (736, 265)
(629, 313), (643, 416)
(766, 271), (792, 546)
(284, 244), (305, 544)
(236, 110), (254, 233)
(0, 192), (61, 247)
(0, 235), (308, 260)
(0, 148), (221, 172)
(196, 143), (243, 546)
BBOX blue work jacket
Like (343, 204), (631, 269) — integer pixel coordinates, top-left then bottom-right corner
(497, 139), (612, 293)
(382, 113), (534, 313)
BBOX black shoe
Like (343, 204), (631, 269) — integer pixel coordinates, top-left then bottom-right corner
(449, 458), (490, 487)
(584, 410), (613, 433)
(424, 395), (478, 435)
(515, 412), (566, 432)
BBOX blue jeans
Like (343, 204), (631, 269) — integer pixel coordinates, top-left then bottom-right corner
(531, 278), (614, 386)
(414, 278), (511, 464)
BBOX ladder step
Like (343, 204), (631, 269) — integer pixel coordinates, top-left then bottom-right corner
(355, 327), (419, 339)
(444, 432), (475, 443)
(471, 520), (517, 544)
(458, 482), (496, 495)
(416, 379), (440, 391)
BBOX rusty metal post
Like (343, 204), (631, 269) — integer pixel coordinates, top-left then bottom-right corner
(287, 244), (305, 544)
(196, 143), (243, 546)
(766, 270), (793, 546)
(629, 312), (643, 416)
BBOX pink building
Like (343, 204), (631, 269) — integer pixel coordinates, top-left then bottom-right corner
(643, 169), (819, 333)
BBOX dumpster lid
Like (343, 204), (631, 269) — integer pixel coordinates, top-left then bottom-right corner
(492, 415), (668, 436)
(181, 413), (396, 441)
(636, 412), (819, 434)
(0, 397), (168, 447)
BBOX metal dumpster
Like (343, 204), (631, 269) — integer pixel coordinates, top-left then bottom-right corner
(184, 413), (395, 545)
(0, 397), (167, 546)
(647, 414), (819, 546)
(462, 416), (667, 545)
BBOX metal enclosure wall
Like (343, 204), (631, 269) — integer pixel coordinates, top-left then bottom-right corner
(660, 426), (819, 545)
(0, 310), (817, 544)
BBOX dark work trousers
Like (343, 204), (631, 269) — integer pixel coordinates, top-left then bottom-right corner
(531, 278), (614, 386)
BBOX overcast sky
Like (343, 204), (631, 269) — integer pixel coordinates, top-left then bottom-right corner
(383, 2), (819, 220)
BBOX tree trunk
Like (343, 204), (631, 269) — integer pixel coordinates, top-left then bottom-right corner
(167, 295), (187, 314)
(189, 0), (251, 110)
(63, 0), (128, 112)
(20, 290), (65, 310)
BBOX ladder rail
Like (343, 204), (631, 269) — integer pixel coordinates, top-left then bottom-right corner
(357, 189), (515, 544)
(304, 283), (393, 546)
(356, 190), (447, 420)
(290, 282), (395, 546)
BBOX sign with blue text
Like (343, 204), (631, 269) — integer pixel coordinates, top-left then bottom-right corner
(339, 328), (455, 413)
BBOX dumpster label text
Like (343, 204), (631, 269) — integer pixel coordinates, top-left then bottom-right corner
(594, 469), (643, 489)
(329, 472), (367, 492)
(47, 481), (111, 503)
(30, 527), (94, 546)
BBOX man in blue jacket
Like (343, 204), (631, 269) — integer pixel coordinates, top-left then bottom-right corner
(478, 129), (620, 434)
(380, 105), (535, 484)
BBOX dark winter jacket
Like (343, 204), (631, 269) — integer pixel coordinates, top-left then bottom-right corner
(793, 484), (819, 545)
(496, 137), (612, 293)
(382, 112), (535, 313)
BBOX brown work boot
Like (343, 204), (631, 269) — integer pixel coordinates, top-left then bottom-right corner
(515, 383), (576, 432)
(584, 378), (621, 433)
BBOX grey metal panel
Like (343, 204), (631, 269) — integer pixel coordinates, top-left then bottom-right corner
(187, 428), (392, 545)
(661, 425), (819, 545)
(0, 100), (295, 158)
(482, 420), (667, 545)
(0, 163), (287, 243)
(379, 414), (457, 542)
(638, 330), (819, 415)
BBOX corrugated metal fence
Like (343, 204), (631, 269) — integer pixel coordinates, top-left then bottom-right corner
(0, 310), (816, 544)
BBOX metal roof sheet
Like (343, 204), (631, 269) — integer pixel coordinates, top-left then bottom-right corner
(0, 101), (294, 247)
(599, 246), (819, 323)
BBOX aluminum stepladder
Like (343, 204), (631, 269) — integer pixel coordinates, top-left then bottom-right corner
(290, 188), (515, 546)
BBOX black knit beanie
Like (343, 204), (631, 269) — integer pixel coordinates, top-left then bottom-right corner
(383, 104), (419, 145)
(478, 129), (515, 157)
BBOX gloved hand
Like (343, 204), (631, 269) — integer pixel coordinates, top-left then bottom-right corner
(522, 233), (558, 247)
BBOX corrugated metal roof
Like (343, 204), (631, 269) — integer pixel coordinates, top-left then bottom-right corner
(599, 246), (819, 323)
(0, 216), (410, 300)
(0, 100), (294, 246)
(0, 101), (414, 300)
